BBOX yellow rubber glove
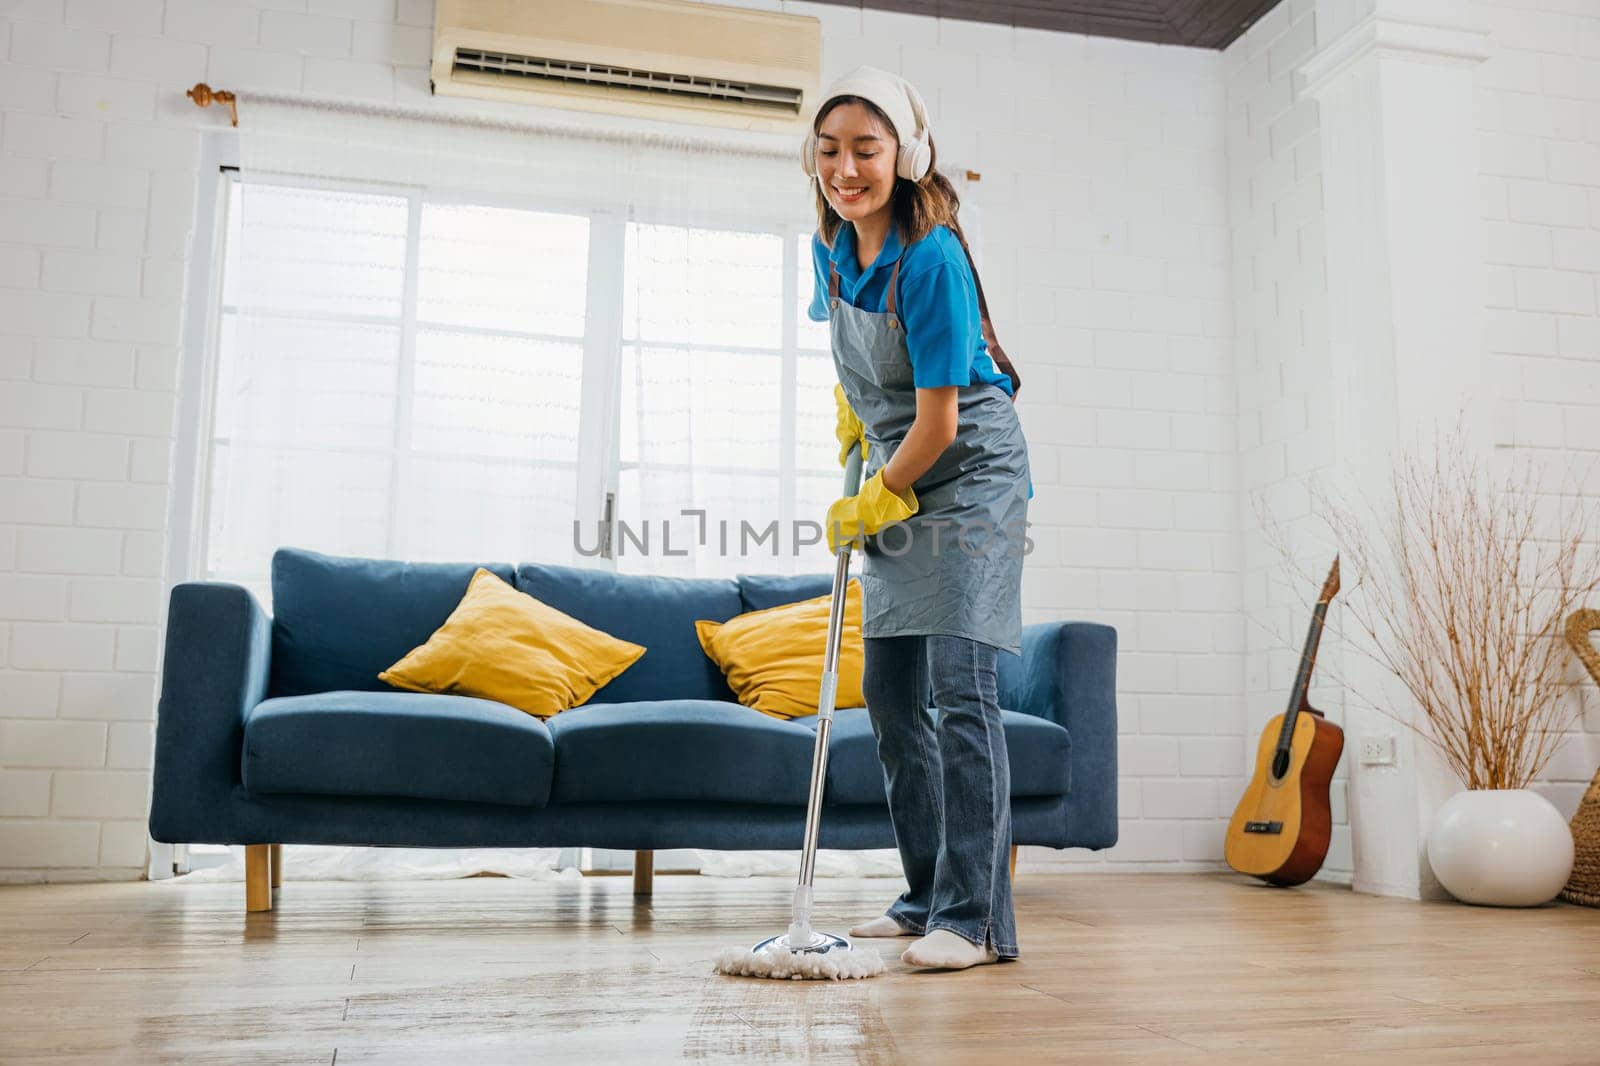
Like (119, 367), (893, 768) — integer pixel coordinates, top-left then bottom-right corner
(826, 470), (918, 552)
(834, 383), (870, 467)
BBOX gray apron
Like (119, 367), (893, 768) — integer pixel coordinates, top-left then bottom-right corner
(828, 256), (1030, 655)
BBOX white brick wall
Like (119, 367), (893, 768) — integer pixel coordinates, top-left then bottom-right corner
(1, 0), (1236, 880)
(793, 5), (1240, 875)
(1474, 0), (1600, 817)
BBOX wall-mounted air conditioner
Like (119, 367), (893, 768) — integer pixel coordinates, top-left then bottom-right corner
(430, 0), (822, 133)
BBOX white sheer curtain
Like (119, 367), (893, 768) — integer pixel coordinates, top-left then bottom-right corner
(209, 94), (826, 606)
(168, 843), (583, 884)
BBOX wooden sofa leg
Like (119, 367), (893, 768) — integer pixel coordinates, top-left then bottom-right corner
(633, 850), (654, 898)
(270, 843), (282, 889)
(246, 845), (273, 912)
(1010, 844), (1018, 882)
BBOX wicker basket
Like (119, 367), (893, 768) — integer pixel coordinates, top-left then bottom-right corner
(1559, 611), (1600, 907)
(1560, 768), (1600, 907)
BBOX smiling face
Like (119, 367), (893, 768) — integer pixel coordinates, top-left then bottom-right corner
(814, 99), (899, 226)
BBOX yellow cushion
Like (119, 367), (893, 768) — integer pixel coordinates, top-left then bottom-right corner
(695, 580), (864, 720)
(378, 567), (645, 719)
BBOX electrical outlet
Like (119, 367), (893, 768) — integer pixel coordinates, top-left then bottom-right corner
(1359, 734), (1396, 766)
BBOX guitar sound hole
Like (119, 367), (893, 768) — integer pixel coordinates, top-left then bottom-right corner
(1271, 750), (1291, 779)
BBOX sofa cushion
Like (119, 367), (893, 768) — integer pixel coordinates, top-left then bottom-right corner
(243, 691), (554, 807)
(270, 547), (515, 699)
(792, 707), (1072, 805)
(547, 700), (816, 804)
(515, 564), (742, 704)
(695, 580), (865, 720)
(378, 568), (645, 719)
(737, 572), (833, 613)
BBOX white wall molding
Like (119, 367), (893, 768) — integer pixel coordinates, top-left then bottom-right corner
(1298, 7), (1492, 100)
(1286, 0), (1491, 899)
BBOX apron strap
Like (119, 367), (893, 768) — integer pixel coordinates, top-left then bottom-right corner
(949, 228), (1021, 398)
(885, 259), (901, 318)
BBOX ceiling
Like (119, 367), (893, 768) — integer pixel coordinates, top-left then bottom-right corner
(809, 0), (1284, 49)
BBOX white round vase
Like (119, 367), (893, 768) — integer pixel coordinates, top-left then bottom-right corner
(1426, 788), (1574, 907)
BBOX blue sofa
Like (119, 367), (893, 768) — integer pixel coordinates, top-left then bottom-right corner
(149, 547), (1118, 911)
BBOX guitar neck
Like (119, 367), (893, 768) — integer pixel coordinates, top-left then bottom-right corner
(1275, 602), (1328, 751)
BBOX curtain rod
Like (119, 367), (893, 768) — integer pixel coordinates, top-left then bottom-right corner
(186, 82), (982, 182)
(187, 81), (802, 163)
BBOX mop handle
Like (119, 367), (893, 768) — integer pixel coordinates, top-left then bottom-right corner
(821, 446), (863, 681)
(795, 444), (864, 893)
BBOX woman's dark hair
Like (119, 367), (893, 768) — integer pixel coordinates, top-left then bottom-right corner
(811, 95), (1021, 397)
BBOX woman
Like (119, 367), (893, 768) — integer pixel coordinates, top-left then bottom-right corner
(805, 66), (1031, 970)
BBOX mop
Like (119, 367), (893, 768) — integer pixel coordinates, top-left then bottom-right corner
(711, 444), (887, 981)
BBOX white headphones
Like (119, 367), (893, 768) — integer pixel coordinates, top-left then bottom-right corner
(800, 66), (934, 183)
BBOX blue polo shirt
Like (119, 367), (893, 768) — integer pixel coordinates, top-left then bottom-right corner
(808, 223), (1014, 398)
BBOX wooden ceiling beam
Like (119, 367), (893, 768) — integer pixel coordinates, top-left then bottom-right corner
(797, 0), (1283, 49)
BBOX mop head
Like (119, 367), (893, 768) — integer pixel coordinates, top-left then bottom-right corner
(712, 941), (886, 980)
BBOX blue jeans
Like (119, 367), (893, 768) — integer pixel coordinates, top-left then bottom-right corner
(862, 633), (1018, 958)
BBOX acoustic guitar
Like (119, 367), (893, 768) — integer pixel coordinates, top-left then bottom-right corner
(1225, 557), (1345, 886)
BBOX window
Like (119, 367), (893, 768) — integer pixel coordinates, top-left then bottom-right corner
(614, 221), (839, 576)
(202, 173), (837, 603)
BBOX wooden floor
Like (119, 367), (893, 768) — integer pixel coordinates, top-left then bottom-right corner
(1, 871), (1598, 1064)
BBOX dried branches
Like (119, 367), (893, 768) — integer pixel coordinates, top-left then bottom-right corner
(1266, 428), (1600, 790)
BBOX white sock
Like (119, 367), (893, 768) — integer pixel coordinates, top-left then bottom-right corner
(848, 913), (917, 938)
(901, 929), (1000, 970)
